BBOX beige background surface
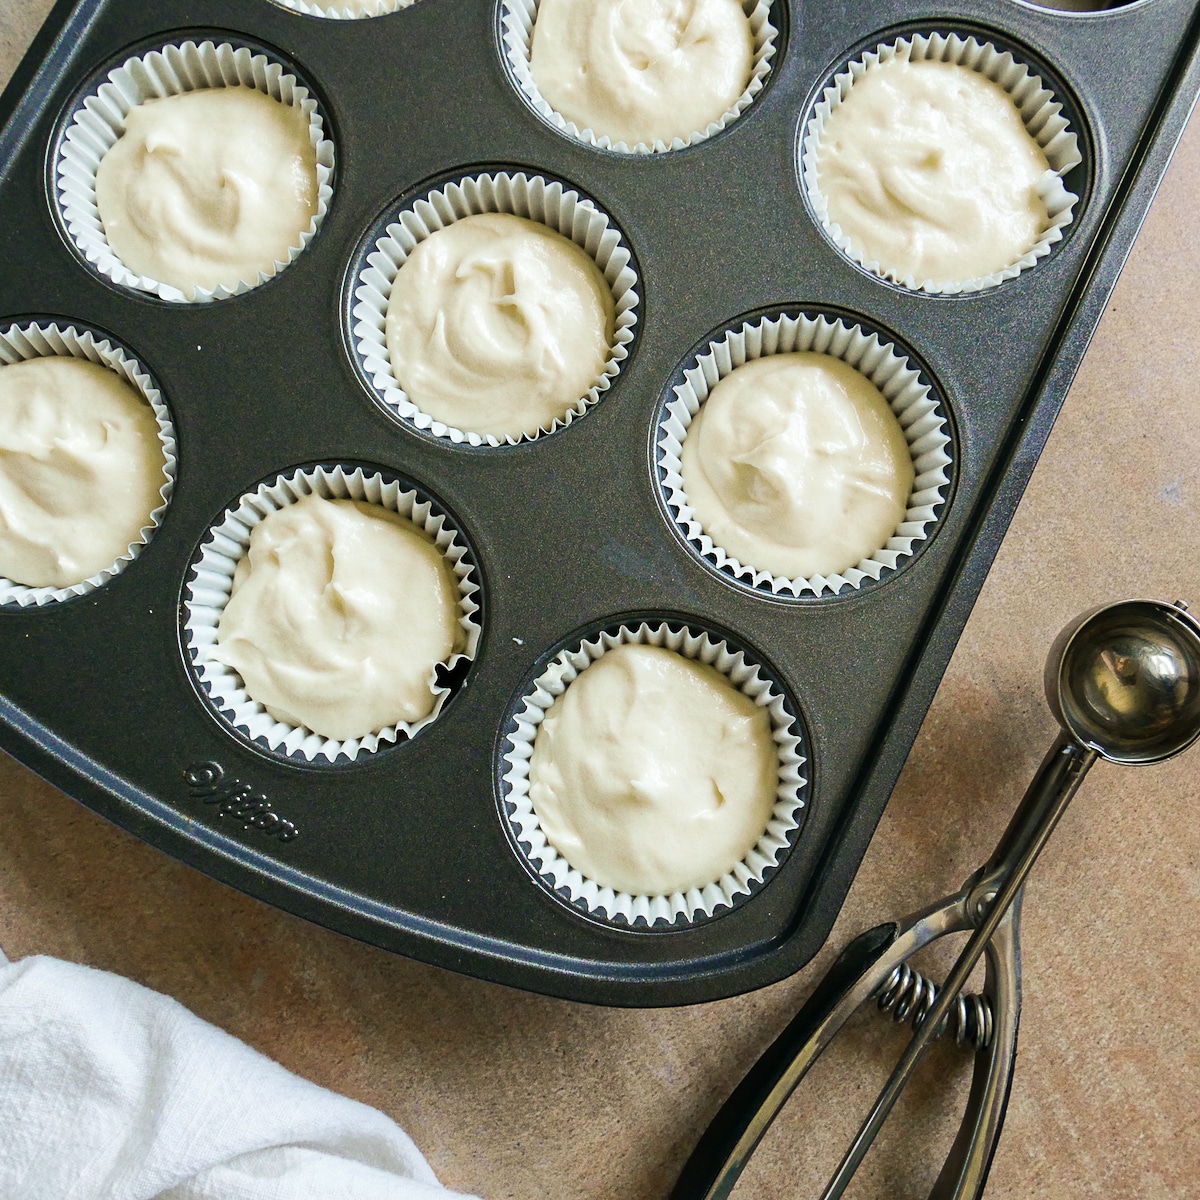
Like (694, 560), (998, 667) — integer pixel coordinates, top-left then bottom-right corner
(1, 2), (1198, 1197)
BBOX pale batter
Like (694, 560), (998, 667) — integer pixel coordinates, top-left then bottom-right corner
(815, 57), (1053, 285)
(0, 357), (164, 589)
(528, 642), (777, 896)
(529, 0), (754, 146)
(680, 353), (913, 580)
(95, 86), (318, 297)
(385, 213), (613, 438)
(214, 494), (462, 741)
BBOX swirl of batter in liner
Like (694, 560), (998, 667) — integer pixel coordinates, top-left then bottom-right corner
(530, 0), (754, 147)
(214, 493), (463, 742)
(680, 353), (914, 581)
(528, 642), (777, 897)
(815, 57), (1054, 285)
(385, 213), (614, 439)
(95, 87), (318, 297)
(0, 357), (164, 589)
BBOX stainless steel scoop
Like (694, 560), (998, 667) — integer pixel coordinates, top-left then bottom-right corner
(672, 597), (1200, 1200)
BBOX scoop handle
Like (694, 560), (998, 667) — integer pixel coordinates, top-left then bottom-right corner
(981, 733), (1096, 882)
(669, 922), (899, 1200)
(818, 736), (1097, 1200)
(929, 896), (1023, 1200)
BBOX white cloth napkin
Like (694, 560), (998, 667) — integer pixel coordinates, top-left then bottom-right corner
(0, 949), (479, 1199)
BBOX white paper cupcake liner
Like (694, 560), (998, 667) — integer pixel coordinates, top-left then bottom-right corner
(269, 0), (414, 17)
(183, 464), (482, 764)
(351, 169), (639, 447)
(656, 311), (953, 599)
(801, 31), (1083, 294)
(500, 621), (807, 928)
(0, 322), (177, 608)
(500, 0), (779, 154)
(55, 40), (336, 303)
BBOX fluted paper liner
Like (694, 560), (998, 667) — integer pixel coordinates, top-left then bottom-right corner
(183, 465), (482, 764)
(801, 31), (1083, 294)
(55, 40), (336, 303)
(500, 0), (778, 154)
(500, 621), (807, 927)
(270, 0), (413, 18)
(352, 169), (639, 446)
(0, 322), (177, 608)
(656, 312), (953, 599)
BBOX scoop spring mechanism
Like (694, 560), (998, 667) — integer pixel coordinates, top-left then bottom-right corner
(875, 963), (993, 1051)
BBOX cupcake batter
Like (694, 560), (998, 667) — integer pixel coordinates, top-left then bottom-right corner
(385, 213), (613, 438)
(528, 642), (777, 896)
(95, 86), (318, 297)
(815, 57), (1053, 285)
(214, 493), (462, 741)
(680, 352), (913, 580)
(529, 0), (754, 147)
(0, 357), (164, 589)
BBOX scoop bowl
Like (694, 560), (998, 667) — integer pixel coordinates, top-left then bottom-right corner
(1045, 598), (1200, 764)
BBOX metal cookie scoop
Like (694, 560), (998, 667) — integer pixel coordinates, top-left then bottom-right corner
(672, 598), (1200, 1200)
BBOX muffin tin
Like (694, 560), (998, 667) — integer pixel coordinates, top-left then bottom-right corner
(1, 0), (1198, 1006)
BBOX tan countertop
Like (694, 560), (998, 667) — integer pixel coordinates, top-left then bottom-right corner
(1, 3), (1198, 1196)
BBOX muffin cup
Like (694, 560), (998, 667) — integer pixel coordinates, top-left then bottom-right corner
(0, 321), (177, 608)
(801, 31), (1083, 294)
(351, 169), (639, 447)
(656, 311), (953, 599)
(269, 0), (414, 17)
(55, 40), (336, 303)
(183, 464), (482, 764)
(500, 620), (807, 928)
(500, 0), (779, 154)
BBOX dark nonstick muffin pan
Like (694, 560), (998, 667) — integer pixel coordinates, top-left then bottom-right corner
(2, 0), (1198, 1005)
